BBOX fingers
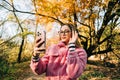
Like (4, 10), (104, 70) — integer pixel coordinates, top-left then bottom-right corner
(33, 47), (45, 56)
(33, 36), (45, 56)
(69, 29), (78, 43)
(35, 35), (45, 47)
(72, 29), (78, 38)
(72, 29), (75, 38)
(34, 47), (45, 52)
(35, 40), (45, 47)
(74, 30), (78, 39)
(35, 37), (41, 43)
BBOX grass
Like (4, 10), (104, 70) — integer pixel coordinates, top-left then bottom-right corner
(0, 60), (120, 80)
(0, 50), (120, 80)
(79, 70), (106, 80)
(79, 60), (120, 80)
(0, 61), (30, 80)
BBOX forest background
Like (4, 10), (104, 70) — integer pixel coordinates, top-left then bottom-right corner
(0, 0), (120, 80)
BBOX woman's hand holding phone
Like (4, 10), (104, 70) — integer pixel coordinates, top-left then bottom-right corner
(33, 31), (46, 57)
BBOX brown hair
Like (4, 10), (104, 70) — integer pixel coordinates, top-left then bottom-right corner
(59, 24), (81, 47)
(60, 23), (75, 32)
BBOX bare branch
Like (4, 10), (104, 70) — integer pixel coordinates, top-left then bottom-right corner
(0, 19), (8, 26)
(92, 47), (113, 55)
(3, 0), (13, 7)
(97, 0), (119, 42)
(77, 20), (90, 28)
(78, 34), (88, 40)
(0, 33), (19, 46)
(112, 51), (120, 59)
(98, 34), (116, 45)
(0, 0), (64, 25)
(10, 0), (25, 63)
(0, 4), (13, 11)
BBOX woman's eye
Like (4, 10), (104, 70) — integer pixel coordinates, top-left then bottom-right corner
(59, 30), (70, 34)
(65, 30), (70, 33)
(66, 31), (69, 32)
(60, 31), (64, 33)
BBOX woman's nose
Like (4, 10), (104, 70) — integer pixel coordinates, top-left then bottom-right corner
(63, 32), (66, 35)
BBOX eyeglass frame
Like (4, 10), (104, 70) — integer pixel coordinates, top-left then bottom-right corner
(58, 30), (71, 35)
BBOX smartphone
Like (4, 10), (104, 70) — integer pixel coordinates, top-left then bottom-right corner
(36, 30), (46, 50)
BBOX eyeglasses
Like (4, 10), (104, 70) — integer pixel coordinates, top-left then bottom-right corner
(59, 30), (71, 34)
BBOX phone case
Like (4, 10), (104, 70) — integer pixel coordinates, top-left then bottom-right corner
(36, 30), (46, 49)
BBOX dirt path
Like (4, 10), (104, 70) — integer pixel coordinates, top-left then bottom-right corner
(15, 61), (45, 80)
(18, 61), (120, 80)
(23, 74), (45, 80)
(23, 68), (45, 80)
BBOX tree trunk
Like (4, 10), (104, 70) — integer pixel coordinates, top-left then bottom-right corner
(17, 37), (24, 63)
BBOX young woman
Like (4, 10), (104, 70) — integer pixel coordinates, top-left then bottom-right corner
(30, 24), (87, 80)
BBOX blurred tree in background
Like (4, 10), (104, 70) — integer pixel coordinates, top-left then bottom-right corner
(0, 0), (120, 63)
(35, 0), (120, 59)
(0, 0), (120, 79)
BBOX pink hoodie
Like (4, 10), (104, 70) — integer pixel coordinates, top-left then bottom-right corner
(30, 42), (87, 80)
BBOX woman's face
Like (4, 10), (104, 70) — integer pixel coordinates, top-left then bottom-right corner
(59, 25), (71, 43)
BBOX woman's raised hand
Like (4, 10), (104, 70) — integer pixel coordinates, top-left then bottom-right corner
(33, 36), (46, 57)
(69, 30), (78, 44)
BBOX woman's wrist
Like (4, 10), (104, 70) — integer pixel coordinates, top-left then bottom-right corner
(68, 43), (76, 52)
(32, 51), (40, 62)
(32, 55), (40, 62)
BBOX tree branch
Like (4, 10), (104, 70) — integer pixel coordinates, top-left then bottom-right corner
(92, 47), (113, 55)
(0, 1), (64, 25)
(3, 0), (13, 7)
(97, 0), (118, 42)
(78, 34), (88, 40)
(11, 1), (25, 63)
(77, 20), (90, 28)
(0, 33), (20, 46)
(112, 50), (120, 59)
(0, 19), (8, 26)
(98, 34), (116, 45)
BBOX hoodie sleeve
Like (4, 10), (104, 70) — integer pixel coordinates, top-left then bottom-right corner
(30, 49), (50, 75)
(66, 48), (87, 79)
